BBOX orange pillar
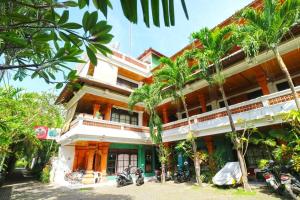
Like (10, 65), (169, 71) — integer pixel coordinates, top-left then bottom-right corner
(162, 106), (169, 124)
(99, 142), (110, 175)
(198, 94), (207, 113)
(82, 148), (96, 184)
(204, 136), (214, 155)
(104, 104), (112, 121)
(255, 70), (270, 95)
(93, 104), (101, 117)
(86, 149), (95, 171)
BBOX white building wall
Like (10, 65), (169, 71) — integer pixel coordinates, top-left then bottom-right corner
(51, 145), (75, 184)
(93, 60), (118, 84)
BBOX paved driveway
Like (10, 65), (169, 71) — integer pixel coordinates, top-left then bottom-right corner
(0, 180), (287, 200)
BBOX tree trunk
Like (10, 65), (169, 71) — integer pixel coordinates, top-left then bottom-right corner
(219, 84), (235, 132)
(181, 94), (202, 186)
(237, 149), (251, 191)
(161, 162), (166, 183)
(219, 84), (251, 191)
(273, 48), (300, 110)
(0, 154), (6, 172)
(192, 140), (202, 186)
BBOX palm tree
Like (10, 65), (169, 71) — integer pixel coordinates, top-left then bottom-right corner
(154, 56), (204, 186)
(190, 25), (251, 190)
(240, 0), (300, 110)
(128, 82), (168, 183)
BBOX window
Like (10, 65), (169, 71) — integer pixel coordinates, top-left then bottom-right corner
(247, 89), (263, 100)
(276, 81), (290, 91)
(206, 105), (212, 112)
(111, 108), (138, 125)
(219, 101), (225, 108)
(107, 150), (138, 175)
(117, 77), (138, 89)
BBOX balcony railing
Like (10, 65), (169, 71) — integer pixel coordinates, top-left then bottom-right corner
(162, 86), (300, 142)
(59, 114), (151, 145)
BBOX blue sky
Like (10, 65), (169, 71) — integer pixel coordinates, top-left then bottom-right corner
(7, 0), (253, 93)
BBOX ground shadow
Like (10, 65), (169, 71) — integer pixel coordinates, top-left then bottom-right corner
(0, 186), (12, 200)
(11, 183), (133, 200)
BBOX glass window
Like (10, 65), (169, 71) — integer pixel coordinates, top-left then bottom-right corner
(111, 108), (139, 125)
(117, 77), (139, 89)
(276, 81), (290, 91)
(247, 89), (263, 100)
(219, 101), (225, 108)
(206, 105), (212, 112)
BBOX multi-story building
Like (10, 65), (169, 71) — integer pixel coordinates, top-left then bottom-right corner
(53, 0), (300, 184)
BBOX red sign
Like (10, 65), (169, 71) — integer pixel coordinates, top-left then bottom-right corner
(34, 126), (48, 139)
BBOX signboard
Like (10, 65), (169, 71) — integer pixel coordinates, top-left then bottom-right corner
(47, 128), (59, 140)
(34, 126), (48, 139)
(34, 126), (60, 140)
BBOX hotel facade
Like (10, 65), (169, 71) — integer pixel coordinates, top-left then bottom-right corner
(53, 0), (300, 184)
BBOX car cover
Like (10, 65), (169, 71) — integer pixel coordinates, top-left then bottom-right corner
(212, 162), (242, 186)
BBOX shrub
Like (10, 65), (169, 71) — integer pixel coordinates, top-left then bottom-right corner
(40, 165), (50, 183)
(257, 159), (269, 169)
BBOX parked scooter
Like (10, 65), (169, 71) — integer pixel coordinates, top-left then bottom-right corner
(135, 167), (144, 186)
(261, 160), (300, 199)
(279, 162), (300, 200)
(116, 166), (133, 187)
(174, 162), (190, 183)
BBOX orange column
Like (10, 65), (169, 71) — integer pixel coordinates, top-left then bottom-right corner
(204, 136), (214, 155)
(162, 106), (169, 124)
(255, 70), (270, 95)
(100, 142), (110, 175)
(198, 94), (207, 113)
(104, 104), (112, 121)
(93, 104), (101, 117)
(86, 149), (95, 171)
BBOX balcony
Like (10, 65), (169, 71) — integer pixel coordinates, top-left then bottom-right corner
(58, 114), (151, 145)
(58, 87), (300, 144)
(162, 86), (300, 142)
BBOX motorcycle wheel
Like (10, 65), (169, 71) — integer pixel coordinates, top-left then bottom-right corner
(285, 186), (298, 200)
(117, 179), (125, 187)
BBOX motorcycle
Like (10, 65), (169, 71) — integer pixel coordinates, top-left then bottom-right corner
(174, 162), (190, 183)
(279, 162), (300, 200)
(262, 160), (300, 199)
(135, 167), (144, 186)
(116, 166), (133, 187)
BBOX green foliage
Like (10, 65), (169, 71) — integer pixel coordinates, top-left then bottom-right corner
(15, 158), (28, 168)
(0, 1), (113, 87)
(0, 86), (63, 172)
(240, 0), (300, 58)
(211, 148), (228, 170)
(200, 170), (214, 183)
(129, 82), (164, 144)
(257, 159), (269, 169)
(40, 165), (50, 183)
(176, 140), (208, 164)
(0, 0), (188, 86)
(190, 25), (237, 86)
